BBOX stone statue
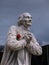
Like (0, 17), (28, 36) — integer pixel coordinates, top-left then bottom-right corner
(1, 12), (42, 65)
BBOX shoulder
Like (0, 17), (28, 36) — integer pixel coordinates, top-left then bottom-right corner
(8, 25), (19, 34)
(10, 25), (16, 29)
(9, 25), (18, 30)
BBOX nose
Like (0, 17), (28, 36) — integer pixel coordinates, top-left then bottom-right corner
(29, 20), (31, 22)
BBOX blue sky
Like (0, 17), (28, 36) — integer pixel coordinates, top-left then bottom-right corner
(0, 0), (49, 45)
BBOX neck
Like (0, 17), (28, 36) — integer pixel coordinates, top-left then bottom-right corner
(18, 25), (30, 31)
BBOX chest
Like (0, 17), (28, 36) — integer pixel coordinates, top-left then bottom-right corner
(16, 27), (31, 39)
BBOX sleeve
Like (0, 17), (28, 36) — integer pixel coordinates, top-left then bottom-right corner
(7, 25), (26, 51)
(26, 33), (42, 55)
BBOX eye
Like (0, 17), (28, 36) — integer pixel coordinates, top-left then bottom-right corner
(23, 16), (29, 18)
(27, 16), (29, 18)
(31, 17), (32, 19)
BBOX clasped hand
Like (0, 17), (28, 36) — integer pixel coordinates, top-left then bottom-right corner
(23, 33), (32, 44)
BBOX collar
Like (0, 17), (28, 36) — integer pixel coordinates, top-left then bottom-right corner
(18, 25), (30, 31)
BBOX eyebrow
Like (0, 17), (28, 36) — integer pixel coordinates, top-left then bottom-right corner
(23, 16), (32, 18)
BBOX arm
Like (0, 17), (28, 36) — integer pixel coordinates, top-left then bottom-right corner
(26, 33), (42, 55)
(7, 25), (26, 51)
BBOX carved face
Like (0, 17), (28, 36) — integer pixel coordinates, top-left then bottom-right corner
(18, 12), (32, 28)
(22, 13), (32, 27)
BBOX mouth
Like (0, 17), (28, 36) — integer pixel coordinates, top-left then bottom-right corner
(27, 23), (32, 26)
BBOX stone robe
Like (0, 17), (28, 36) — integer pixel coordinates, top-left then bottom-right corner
(1, 25), (42, 65)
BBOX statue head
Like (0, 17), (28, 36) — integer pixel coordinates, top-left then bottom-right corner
(18, 12), (32, 28)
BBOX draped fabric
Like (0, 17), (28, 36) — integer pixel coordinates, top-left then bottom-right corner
(0, 25), (42, 65)
(0, 45), (49, 65)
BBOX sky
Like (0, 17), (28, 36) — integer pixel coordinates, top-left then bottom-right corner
(0, 0), (49, 46)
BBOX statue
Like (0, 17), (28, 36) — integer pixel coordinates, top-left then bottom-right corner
(1, 12), (42, 65)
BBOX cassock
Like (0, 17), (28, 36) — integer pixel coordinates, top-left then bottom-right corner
(1, 25), (42, 65)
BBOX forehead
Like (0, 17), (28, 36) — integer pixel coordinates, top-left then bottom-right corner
(23, 13), (32, 17)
